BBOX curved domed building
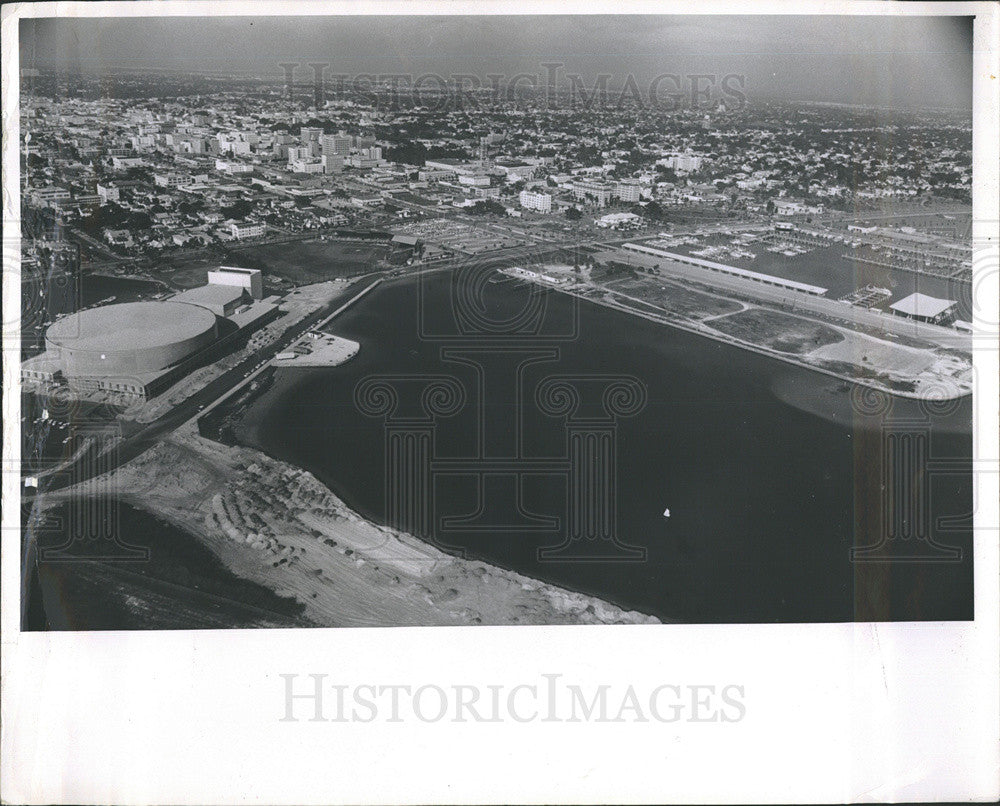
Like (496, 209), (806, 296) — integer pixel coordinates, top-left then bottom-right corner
(45, 301), (219, 378)
(21, 269), (279, 401)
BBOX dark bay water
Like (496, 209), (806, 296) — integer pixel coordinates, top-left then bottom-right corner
(228, 271), (974, 623)
(81, 274), (168, 306)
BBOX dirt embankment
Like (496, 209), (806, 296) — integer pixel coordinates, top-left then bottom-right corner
(40, 425), (658, 628)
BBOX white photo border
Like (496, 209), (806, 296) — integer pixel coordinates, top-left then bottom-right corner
(2, 2), (997, 803)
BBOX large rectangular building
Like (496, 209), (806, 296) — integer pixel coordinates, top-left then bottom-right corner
(322, 134), (353, 157)
(208, 267), (264, 300)
(572, 180), (614, 207)
(153, 172), (194, 188)
(172, 283), (249, 317)
(616, 181), (642, 203)
(621, 242), (828, 296)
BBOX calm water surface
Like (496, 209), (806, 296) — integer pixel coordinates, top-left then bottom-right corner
(231, 271), (973, 623)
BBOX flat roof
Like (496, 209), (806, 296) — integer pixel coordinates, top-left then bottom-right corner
(172, 284), (246, 307)
(228, 300), (278, 330)
(622, 243), (829, 296)
(889, 292), (957, 318)
(211, 266), (260, 275)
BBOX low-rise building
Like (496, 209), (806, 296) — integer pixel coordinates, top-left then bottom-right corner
(153, 172), (195, 189)
(888, 293), (957, 325)
(595, 212), (642, 229)
(289, 158), (324, 174)
(229, 222), (266, 240)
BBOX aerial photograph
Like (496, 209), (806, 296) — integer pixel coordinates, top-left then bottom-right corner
(17, 14), (976, 629)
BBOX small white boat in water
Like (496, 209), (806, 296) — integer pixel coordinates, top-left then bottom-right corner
(663, 508), (671, 518)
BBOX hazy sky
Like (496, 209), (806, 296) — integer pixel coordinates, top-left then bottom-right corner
(20, 15), (973, 109)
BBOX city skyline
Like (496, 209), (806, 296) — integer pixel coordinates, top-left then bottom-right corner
(20, 14), (974, 110)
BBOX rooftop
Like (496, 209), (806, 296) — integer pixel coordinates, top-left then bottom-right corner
(211, 266), (260, 276)
(172, 284), (246, 308)
(46, 301), (217, 352)
(889, 292), (957, 318)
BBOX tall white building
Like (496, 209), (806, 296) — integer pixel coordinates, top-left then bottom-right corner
(321, 134), (353, 157)
(208, 267), (264, 300)
(519, 190), (553, 213)
(300, 127), (324, 144)
(657, 153), (704, 173)
(615, 181), (642, 203)
(96, 183), (120, 203)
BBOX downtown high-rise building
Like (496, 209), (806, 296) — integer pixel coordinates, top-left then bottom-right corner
(321, 134), (352, 157)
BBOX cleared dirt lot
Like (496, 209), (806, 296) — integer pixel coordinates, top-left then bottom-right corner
(708, 308), (844, 354)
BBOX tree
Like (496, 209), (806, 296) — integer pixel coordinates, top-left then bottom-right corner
(124, 166), (152, 182)
(75, 202), (130, 235)
(386, 141), (428, 165)
(467, 199), (505, 216)
(126, 210), (153, 230)
(655, 164), (678, 183)
(636, 200), (663, 221)
(221, 199), (256, 219)
(565, 206), (582, 220)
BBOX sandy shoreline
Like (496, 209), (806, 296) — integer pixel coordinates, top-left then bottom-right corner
(36, 422), (659, 627)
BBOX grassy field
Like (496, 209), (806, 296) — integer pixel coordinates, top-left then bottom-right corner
(230, 239), (388, 284)
(606, 275), (744, 320)
(162, 258), (224, 289)
(709, 308), (844, 355)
